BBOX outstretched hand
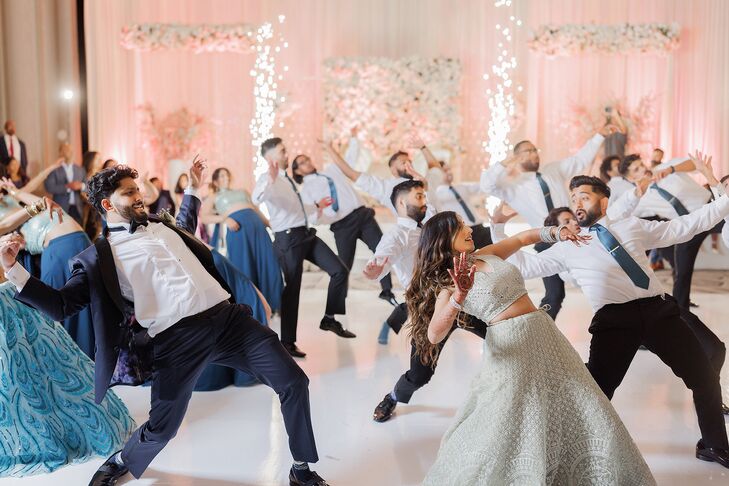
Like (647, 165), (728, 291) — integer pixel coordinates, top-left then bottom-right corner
(488, 202), (517, 224)
(189, 154), (208, 189)
(0, 233), (24, 271)
(447, 252), (476, 302)
(363, 257), (388, 280)
(689, 150), (717, 184)
(557, 226), (591, 247)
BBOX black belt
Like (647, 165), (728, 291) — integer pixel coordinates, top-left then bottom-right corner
(275, 226), (309, 237)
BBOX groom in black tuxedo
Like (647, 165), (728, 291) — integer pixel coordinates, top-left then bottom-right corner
(0, 160), (329, 486)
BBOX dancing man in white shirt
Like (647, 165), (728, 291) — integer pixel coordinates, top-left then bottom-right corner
(480, 126), (617, 319)
(433, 161), (492, 248)
(618, 153), (721, 311)
(326, 135), (438, 219)
(253, 138), (355, 359)
(290, 140), (398, 307)
(363, 180), (488, 422)
(503, 173), (729, 467)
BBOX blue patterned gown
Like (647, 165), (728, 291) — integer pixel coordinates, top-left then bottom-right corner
(0, 282), (136, 477)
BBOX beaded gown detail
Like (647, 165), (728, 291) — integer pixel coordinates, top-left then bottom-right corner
(0, 282), (135, 476)
(423, 255), (655, 486)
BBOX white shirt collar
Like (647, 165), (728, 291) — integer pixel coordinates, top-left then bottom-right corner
(397, 217), (420, 230)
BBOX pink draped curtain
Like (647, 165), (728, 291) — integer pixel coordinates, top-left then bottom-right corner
(84, 0), (729, 188)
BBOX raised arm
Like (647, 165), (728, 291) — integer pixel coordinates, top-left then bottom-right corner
(174, 156), (206, 233)
(479, 153), (523, 199)
(427, 253), (475, 344)
(556, 129), (610, 180)
(21, 160), (62, 193)
(321, 140), (361, 182)
(0, 234), (91, 321)
(410, 135), (440, 170)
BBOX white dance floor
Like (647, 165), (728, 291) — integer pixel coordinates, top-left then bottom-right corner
(9, 269), (729, 485)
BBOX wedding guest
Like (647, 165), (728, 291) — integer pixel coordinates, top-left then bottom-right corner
(504, 174), (729, 467)
(82, 151), (106, 240)
(433, 161), (492, 248)
(326, 135), (438, 219)
(291, 140), (397, 307)
(619, 153), (717, 311)
(44, 143), (86, 224)
(1, 120), (28, 170)
(0, 234), (135, 478)
(603, 107), (628, 158)
(1, 160), (330, 486)
(253, 137), (354, 358)
(4, 157), (29, 188)
(480, 125), (616, 319)
(365, 180), (488, 422)
(1, 178), (95, 357)
(147, 177), (176, 215)
(411, 212), (654, 485)
(173, 172), (189, 210)
(650, 148), (665, 168)
(201, 167), (283, 313)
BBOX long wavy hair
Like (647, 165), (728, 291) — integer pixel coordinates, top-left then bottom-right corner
(405, 211), (469, 367)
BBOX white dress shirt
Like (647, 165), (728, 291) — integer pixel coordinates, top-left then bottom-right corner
(607, 176), (635, 202)
(369, 217), (421, 288)
(252, 170), (317, 233)
(5, 217), (231, 338)
(435, 182), (484, 225)
(299, 164), (364, 225)
(3, 134), (21, 160)
(505, 195), (729, 311)
(632, 160), (712, 219)
(480, 134), (604, 227)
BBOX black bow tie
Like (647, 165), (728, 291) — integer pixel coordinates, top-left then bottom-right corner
(108, 219), (149, 234)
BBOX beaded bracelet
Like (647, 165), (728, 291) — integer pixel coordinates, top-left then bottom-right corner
(539, 226), (557, 244)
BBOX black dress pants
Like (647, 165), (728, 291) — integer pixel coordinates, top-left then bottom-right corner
(393, 316), (489, 404)
(330, 206), (392, 292)
(672, 221), (724, 310)
(273, 227), (349, 344)
(587, 295), (728, 449)
(534, 242), (566, 320)
(121, 302), (318, 478)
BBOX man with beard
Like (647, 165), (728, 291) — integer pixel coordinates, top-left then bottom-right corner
(0, 160), (330, 485)
(325, 135), (437, 219)
(502, 173), (729, 468)
(253, 137), (355, 359)
(480, 126), (617, 320)
(363, 180), (489, 422)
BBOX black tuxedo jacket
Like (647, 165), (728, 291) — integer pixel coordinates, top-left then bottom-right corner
(15, 194), (236, 404)
(0, 136), (28, 171)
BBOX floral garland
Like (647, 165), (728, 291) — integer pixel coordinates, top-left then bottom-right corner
(557, 94), (657, 157)
(136, 103), (212, 161)
(528, 23), (680, 57)
(323, 57), (462, 158)
(121, 23), (259, 53)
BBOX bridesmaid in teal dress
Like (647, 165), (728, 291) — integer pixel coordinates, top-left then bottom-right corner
(0, 179), (95, 358)
(0, 279), (136, 476)
(201, 167), (283, 312)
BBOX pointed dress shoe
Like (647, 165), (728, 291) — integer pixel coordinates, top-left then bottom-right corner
(282, 341), (307, 358)
(696, 439), (729, 468)
(320, 317), (356, 338)
(289, 467), (330, 485)
(378, 290), (399, 307)
(88, 451), (129, 486)
(373, 393), (397, 422)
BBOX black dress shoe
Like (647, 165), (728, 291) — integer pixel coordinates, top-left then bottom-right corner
(373, 394), (397, 422)
(320, 317), (356, 338)
(282, 342), (307, 358)
(89, 451), (129, 486)
(378, 290), (399, 307)
(722, 403), (729, 415)
(696, 439), (729, 468)
(289, 467), (330, 485)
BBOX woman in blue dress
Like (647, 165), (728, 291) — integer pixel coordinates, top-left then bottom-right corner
(0, 235), (135, 476)
(0, 178), (95, 358)
(201, 167), (283, 312)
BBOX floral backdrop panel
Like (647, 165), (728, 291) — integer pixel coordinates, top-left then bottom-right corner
(323, 57), (462, 160)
